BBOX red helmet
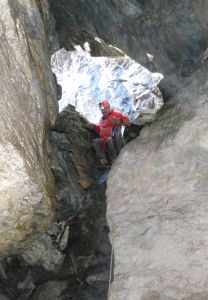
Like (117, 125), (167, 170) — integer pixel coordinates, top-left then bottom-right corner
(99, 100), (110, 109)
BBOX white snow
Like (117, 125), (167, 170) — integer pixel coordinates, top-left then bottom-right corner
(51, 46), (164, 125)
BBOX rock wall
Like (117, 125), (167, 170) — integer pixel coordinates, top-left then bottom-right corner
(0, 0), (58, 257)
(2, 0), (208, 298)
(49, 1), (208, 299)
(107, 60), (208, 299)
(0, 105), (111, 300)
(0, 1), (111, 298)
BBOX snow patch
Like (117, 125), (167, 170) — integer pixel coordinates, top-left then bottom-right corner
(51, 47), (164, 125)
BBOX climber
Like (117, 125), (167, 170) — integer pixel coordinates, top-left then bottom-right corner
(92, 100), (130, 166)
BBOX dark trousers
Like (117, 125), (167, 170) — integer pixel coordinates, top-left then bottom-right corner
(92, 135), (124, 163)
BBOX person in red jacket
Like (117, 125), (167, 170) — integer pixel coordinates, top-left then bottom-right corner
(92, 100), (130, 166)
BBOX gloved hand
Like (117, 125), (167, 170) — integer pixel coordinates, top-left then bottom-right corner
(109, 117), (121, 125)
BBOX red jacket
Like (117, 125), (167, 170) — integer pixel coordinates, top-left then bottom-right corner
(94, 110), (129, 141)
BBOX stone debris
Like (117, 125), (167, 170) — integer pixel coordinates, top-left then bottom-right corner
(30, 281), (67, 300)
(17, 271), (35, 290)
(56, 224), (70, 252)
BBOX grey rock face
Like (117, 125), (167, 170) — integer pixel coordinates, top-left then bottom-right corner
(22, 233), (65, 273)
(19, 105), (101, 273)
(30, 281), (67, 300)
(0, 104), (111, 299)
(50, 0), (208, 98)
(107, 64), (208, 299)
(0, 0), (58, 257)
(36, 0), (60, 54)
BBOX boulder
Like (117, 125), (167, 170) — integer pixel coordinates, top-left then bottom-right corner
(107, 63), (208, 299)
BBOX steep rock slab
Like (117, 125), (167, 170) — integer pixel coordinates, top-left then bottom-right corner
(107, 63), (208, 299)
(0, 0), (58, 257)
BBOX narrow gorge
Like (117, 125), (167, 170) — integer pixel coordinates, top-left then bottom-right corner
(1, 1), (208, 299)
